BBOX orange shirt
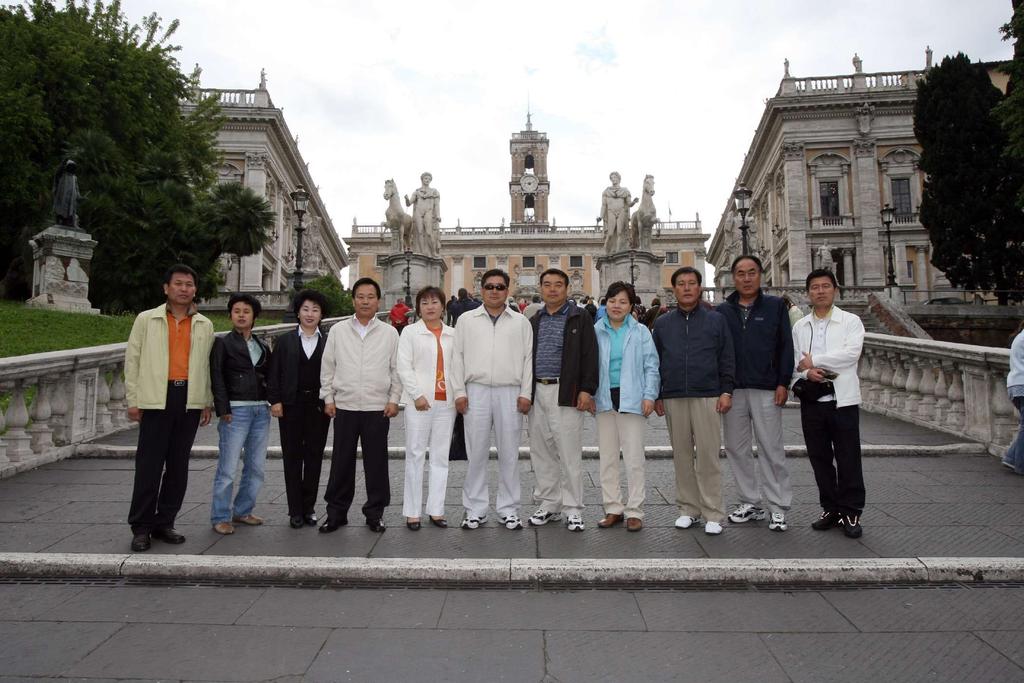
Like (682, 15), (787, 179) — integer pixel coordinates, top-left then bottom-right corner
(167, 310), (192, 381)
(430, 325), (447, 401)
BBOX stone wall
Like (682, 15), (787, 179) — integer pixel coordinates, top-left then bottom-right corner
(906, 305), (1024, 348)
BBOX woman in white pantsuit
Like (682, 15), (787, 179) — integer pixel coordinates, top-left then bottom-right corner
(591, 282), (660, 532)
(397, 286), (456, 530)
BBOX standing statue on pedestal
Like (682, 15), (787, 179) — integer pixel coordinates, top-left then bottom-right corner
(382, 179), (415, 252)
(405, 172), (441, 257)
(817, 241), (835, 271)
(53, 159), (82, 230)
(600, 171), (638, 254)
(629, 174), (657, 252)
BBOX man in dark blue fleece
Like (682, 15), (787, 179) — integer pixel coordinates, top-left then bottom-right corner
(717, 255), (794, 533)
(653, 266), (735, 535)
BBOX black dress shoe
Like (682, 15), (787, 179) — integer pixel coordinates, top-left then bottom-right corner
(319, 518), (347, 533)
(406, 520), (421, 531)
(303, 513), (318, 526)
(131, 533), (151, 552)
(811, 510), (843, 531)
(429, 517), (448, 529)
(289, 515), (304, 529)
(151, 527), (185, 544)
(367, 519), (386, 533)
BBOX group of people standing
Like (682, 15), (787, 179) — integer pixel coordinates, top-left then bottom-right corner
(124, 254), (868, 552)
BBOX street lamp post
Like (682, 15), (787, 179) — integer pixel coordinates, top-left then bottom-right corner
(733, 185), (752, 255)
(881, 203), (896, 291)
(629, 249), (637, 287)
(282, 185), (310, 323)
(404, 249), (412, 305)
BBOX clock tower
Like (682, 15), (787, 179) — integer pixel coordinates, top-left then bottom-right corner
(509, 112), (549, 226)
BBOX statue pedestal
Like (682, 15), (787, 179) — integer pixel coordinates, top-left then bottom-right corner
(383, 252), (447, 307)
(596, 250), (665, 305)
(26, 225), (99, 314)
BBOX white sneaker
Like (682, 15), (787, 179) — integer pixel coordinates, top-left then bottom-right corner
(460, 514), (487, 530)
(528, 509), (561, 526)
(501, 514), (523, 530)
(704, 520), (723, 535)
(768, 512), (788, 532)
(674, 515), (702, 529)
(728, 503), (766, 524)
(566, 514), (585, 532)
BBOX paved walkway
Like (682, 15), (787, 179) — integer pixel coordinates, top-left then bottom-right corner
(2, 580), (1023, 681)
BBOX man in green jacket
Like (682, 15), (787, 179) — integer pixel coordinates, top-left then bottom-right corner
(125, 264), (214, 552)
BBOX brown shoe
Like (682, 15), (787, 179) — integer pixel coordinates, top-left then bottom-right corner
(232, 514), (264, 526)
(213, 522), (235, 535)
(626, 518), (643, 532)
(597, 513), (623, 528)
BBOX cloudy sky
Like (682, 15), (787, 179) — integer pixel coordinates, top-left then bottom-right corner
(125, 0), (1013, 250)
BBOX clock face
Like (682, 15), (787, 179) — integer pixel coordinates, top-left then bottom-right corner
(520, 174), (538, 193)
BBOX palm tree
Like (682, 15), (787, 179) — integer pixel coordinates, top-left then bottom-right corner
(202, 182), (275, 257)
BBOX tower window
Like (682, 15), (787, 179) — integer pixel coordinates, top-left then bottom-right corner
(819, 181), (840, 218)
(569, 255), (584, 268)
(525, 153), (535, 170)
(522, 256), (536, 268)
(891, 178), (912, 216)
(665, 251), (679, 264)
(524, 194), (535, 209)
(473, 256), (487, 269)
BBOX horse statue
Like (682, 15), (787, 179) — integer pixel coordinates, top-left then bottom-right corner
(382, 179), (415, 252)
(628, 175), (657, 251)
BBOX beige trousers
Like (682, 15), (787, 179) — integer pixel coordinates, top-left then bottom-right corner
(596, 411), (647, 519)
(529, 383), (584, 516)
(663, 397), (725, 523)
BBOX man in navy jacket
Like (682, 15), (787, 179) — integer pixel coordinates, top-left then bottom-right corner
(653, 267), (735, 535)
(717, 255), (794, 532)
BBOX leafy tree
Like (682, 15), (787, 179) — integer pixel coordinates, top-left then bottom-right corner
(914, 52), (1024, 304)
(0, 1), (272, 312)
(303, 274), (353, 318)
(996, 0), (1024, 206)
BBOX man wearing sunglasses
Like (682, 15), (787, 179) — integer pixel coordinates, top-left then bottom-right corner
(450, 269), (534, 530)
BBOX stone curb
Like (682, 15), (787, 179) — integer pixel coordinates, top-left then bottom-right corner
(2, 553), (1023, 586)
(73, 442), (988, 460)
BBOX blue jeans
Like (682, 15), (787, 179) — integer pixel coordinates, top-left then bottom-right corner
(211, 404), (271, 524)
(1003, 396), (1024, 475)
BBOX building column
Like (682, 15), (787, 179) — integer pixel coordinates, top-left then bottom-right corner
(782, 142), (811, 281)
(852, 139), (884, 286)
(915, 245), (930, 294)
(842, 248), (856, 286)
(452, 257), (464, 293)
(240, 151), (269, 291)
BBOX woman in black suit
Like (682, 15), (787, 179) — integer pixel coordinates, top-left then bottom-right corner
(267, 290), (332, 528)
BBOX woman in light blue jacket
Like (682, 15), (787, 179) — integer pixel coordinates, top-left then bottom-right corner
(1004, 320), (1024, 474)
(592, 282), (660, 531)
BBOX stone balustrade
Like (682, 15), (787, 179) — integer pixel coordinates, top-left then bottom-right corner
(0, 315), (361, 478)
(352, 219), (702, 237)
(781, 70), (924, 97)
(859, 333), (1013, 455)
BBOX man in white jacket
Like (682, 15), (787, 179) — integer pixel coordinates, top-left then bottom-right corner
(319, 278), (401, 533)
(791, 268), (866, 538)
(450, 269), (533, 530)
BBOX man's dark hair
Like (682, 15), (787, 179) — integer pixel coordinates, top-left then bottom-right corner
(481, 268), (509, 286)
(604, 281), (639, 306)
(532, 294), (542, 303)
(539, 268), (569, 287)
(415, 285), (446, 316)
(458, 288), (469, 299)
(730, 254), (764, 274)
(805, 268), (839, 290)
(163, 264), (198, 287)
(600, 297), (607, 305)
(293, 288), (329, 318)
(671, 266), (703, 286)
(227, 292), (262, 318)
(352, 277), (381, 298)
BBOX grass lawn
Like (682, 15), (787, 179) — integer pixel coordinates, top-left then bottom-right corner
(0, 301), (234, 358)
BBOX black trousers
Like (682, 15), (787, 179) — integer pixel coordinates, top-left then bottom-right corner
(323, 409), (391, 522)
(799, 401), (866, 516)
(128, 383), (201, 534)
(279, 400), (331, 517)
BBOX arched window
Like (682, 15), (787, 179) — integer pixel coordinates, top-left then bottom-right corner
(525, 153), (535, 170)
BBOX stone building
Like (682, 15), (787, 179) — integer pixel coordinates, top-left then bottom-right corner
(346, 117), (709, 305)
(182, 77), (348, 309)
(707, 52), (955, 301)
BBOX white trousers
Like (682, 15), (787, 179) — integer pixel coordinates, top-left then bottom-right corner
(596, 410), (647, 519)
(529, 383), (584, 516)
(461, 383), (522, 518)
(722, 388), (792, 514)
(403, 402), (455, 518)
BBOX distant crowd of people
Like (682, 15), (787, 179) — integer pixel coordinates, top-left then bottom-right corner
(125, 256), (877, 552)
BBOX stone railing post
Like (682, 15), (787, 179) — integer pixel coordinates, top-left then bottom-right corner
(933, 362), (950, 425)
(48, 374), (71, 445)
(107, 363), (128, 429)
(890, 351), (907, 410)
(916, 360), (937, 423)
(0, 385), (7, 464)
(991, 380), (1017, 447)
(3, 380), (33, 460)
(95, 369), (113, 435)
(27, 377), (54, 453)
(904, 357), (922, 413)
(944, 360), (965, 432)
(878, 351), (896, 408)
